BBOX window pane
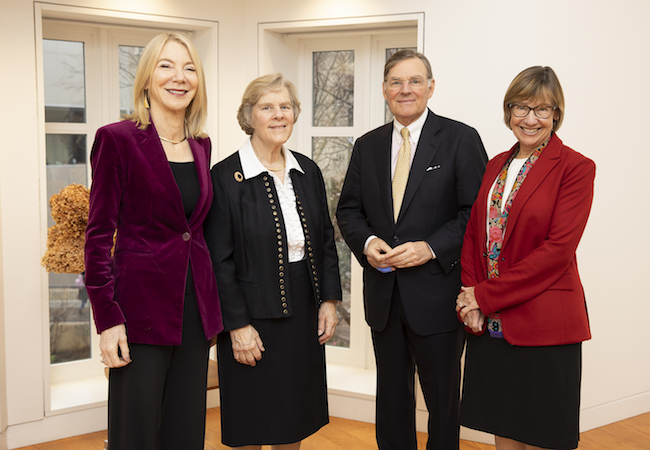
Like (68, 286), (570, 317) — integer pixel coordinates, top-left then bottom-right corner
(49, 273), (91, 363)
(312, 137), (353, 348)
(384, 47), (417, 124)
(46, 134), (86, 165)
(119, 45), (144, 118)
(46, 134), (90, 364)
(313, 51), (354, 127)
(43, 39), (86, 123)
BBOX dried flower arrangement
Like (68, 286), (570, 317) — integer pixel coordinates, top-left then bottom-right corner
(41, 183), (90, 274)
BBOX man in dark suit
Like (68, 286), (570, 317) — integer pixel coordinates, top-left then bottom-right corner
(336, 50), (487, 449)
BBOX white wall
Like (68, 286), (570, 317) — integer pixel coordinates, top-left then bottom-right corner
(0, 173), (7, 450)
(1, 0), (648, 447)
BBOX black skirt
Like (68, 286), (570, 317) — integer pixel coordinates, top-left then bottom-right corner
(460, 332), (582, 449)
(217, 260), (328, 447)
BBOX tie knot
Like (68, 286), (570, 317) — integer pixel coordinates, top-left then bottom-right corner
(400, 127), (410, 140)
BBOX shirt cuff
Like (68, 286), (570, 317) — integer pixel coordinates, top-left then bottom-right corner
(427, 243), (437, 260)
(363, 235), (378, 255)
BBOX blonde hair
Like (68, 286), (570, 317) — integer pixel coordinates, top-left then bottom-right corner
(503, 66), (565, 132)
(124, 33), (208, 139)
(237, 73), (301, 135)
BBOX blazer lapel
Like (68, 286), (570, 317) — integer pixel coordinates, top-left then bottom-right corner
(187, 138), (209, 226)
(502, 135), (562, 249)
(477, 152), (508, 251)
(397, 110), (441, 222)
(139, 123), (188, 224)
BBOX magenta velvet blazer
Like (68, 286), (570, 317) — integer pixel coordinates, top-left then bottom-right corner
(461, 134), (595, 346)
(84, 119), (223, 345)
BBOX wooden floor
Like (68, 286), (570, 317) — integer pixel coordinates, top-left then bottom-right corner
(15, 409), (650, 449)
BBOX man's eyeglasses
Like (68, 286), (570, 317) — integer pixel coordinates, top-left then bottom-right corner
(385, 77), (430, 91)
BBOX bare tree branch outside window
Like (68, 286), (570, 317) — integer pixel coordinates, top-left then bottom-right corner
(313, 51), (354, 127)
(119, 46), (144, 118)
(312, 137), (353, 348)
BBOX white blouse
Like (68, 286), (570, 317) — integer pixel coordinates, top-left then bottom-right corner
(238, 138), (306, 262)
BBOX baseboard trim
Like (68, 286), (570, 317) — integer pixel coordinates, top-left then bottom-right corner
(580, 390), (650, 431)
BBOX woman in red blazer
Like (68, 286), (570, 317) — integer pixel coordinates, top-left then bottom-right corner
(456, 67), (595, 450)
(84, 33), (222, 449)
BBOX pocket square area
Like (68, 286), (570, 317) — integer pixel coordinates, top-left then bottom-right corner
(426, 164), (441, 171)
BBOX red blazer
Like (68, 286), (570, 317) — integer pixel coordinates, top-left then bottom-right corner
(461, 134), (595, 346)
(84, 119), (223, 345)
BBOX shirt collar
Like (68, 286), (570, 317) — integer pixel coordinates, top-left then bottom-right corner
(392, 108), (429, 144)
(239, 137), (304, 180)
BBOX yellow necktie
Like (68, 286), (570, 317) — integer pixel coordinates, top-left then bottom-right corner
(392, 127), (411, 222)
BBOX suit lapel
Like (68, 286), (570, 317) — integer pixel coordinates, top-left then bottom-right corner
(397, 110), (441, 222)
(373, 123), (396, 224)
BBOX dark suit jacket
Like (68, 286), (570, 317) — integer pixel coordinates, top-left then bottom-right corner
(84, 119), (223, 345)
(461, 133), (595, 346)
(204, 149), (342, 332)
(336, 109), (487, 335)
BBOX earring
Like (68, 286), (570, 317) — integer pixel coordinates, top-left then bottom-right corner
(144, 90), (150, 109)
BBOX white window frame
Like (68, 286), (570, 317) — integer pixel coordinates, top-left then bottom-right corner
(35, 2), (218, 414)
(41, 21), (104, 387)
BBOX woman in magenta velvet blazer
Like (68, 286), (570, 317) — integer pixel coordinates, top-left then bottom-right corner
(456, 67), (595, 450)
(84, 33), (222, 449)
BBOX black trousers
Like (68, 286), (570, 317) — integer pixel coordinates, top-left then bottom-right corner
(107, 291), (210, 450)
(372, 284), (465, 450)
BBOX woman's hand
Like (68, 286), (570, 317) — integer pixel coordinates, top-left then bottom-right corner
(99, 324), (131, 368)
(230, 324), (265, 367)
(318, 300), (340, 345)
(456, 286), (486, 333)
(464, 309), (486, 334)
(456, 286), (480, 317)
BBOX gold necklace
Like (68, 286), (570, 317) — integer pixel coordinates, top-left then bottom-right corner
(264, 158), (286, 172)
(159, 135), (187, 145)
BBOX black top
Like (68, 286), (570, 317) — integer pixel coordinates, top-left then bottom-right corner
(169, 161), (200, 219)
(170, 161), (200, 293)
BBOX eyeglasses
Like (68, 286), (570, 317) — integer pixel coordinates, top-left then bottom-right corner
(385, 77), (430, 91)
(509, 103), (557, 119)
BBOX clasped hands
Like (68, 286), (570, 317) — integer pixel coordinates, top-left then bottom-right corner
(455, 286), (485, 333)
(366, 237), (432, 271)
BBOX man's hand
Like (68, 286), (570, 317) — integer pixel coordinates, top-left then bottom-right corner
(365, 237), (394, 270)
(384, 241), (432, 269)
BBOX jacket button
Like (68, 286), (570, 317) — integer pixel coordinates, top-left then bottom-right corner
(393, 236), (399, 242)
(182, 232), (191, 241)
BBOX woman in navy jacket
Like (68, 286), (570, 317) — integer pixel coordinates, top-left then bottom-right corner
(84, 33), (222, 449)
(456, 66), (595, 450)
(204, 73), (341, 449)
